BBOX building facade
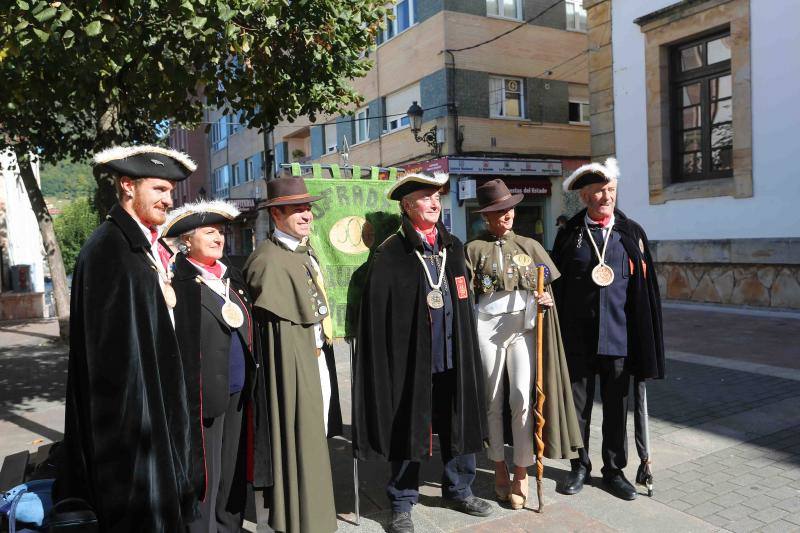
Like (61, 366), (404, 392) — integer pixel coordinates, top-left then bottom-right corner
(584, 0), (800, 308)
(272, 0), (591, 249)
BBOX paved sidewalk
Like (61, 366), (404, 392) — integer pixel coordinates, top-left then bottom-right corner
(2, 304), (800, 532)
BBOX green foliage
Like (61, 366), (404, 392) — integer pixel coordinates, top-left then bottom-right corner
(0, 1), (389, 168)
(40, 160), (96, 199)
(53, 197), (100, 273)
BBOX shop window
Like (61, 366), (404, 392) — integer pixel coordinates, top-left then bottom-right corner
(671, 31), (732, 182)
(490, 76), (524, 119)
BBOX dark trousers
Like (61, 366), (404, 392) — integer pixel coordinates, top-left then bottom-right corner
(386, 370), (476, 513)
(188, 391), (244, 533)
(567, 353), (630, 477)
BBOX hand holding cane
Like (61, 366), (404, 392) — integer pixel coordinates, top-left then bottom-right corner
(534, 266), (546, 512)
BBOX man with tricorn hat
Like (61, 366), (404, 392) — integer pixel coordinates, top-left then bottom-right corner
(551, 158), (664, 501)
(244, 176), (342, 533)
(353, 173), (492, 533)
(465, 179), (583, 509)
(55, 145), (202, 530)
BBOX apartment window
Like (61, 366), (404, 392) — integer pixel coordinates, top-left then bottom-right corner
(245, 157), (254, 182)
(381, 0), (415, 42)
(486, 0), (521, 20)
(671, 31), (732, 183)
(324, 123), (338, 154)
(566, 0), (587, 31)
(569, 101), (590, 124)
(259, 151), (266, 178)
(229, 111), (243, 135)
(355, 108), (369, 144)
(490, 76), (524, 118)
(211, 116), (228, 151)
(384, 84), (420, 133)
(231, 162), (241, 186)
(213, 166), (229, 197)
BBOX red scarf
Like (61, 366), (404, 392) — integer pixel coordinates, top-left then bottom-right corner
(587, 213), (612, 227)
(414, 224), (437, 247)
(187, 256), (223, 278)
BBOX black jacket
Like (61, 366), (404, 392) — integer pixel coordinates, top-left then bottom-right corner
(56, 204), (199, 531)
(352, 215), (489, 461)
(552, 209), (665, 380)
(172, 253), (273, 494)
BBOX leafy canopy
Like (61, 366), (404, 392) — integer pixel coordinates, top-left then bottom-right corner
(0, 0), (387, 165)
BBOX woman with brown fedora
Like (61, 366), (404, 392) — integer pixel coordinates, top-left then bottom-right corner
(243, 176), (342, 533)
(465, 179), (583, 509)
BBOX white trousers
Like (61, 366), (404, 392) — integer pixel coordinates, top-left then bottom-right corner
(477, 310), (536, 467)
(318, 351), (331, 436)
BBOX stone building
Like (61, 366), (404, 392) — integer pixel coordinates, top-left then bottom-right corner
(583, 0), (800, 309)
(271, 0), (592, 249)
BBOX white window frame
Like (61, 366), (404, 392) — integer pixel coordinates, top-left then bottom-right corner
(566, 0), (587, 32)
(486, 0), (522, 21)
(489, 76), (525, 119)
(380, 0), (416, 44)
(325, 123), (338, 154)
(355, 108), (369, 144)
(383, 83), (420, 134)
(569, 100), (590, 124)
(231, 162), (240, 186)
(246, 157), (254, 181)
(211, 116), (228, 151)
(213, 166), (229, 197)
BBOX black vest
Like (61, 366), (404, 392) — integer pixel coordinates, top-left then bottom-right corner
(560, 226), (631, 357)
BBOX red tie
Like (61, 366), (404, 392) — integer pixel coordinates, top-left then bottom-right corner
(149, 227), (171, 271)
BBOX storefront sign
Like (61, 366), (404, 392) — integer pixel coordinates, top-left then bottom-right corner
(449, 158), (562, 176)
(400, 157), (449, 174)
(499, 178), (552, 197)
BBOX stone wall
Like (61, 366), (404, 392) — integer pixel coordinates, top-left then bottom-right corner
(652, 238), (800, 309)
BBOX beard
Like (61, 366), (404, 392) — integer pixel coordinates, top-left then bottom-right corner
(133, 196), (167, 226)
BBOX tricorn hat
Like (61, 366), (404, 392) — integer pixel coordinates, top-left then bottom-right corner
(93, 145), (196, 181)
(263, 177), (322, 207)
(563, 157), (620, 192)
(386, 172), (449, 201)
(161, 200), (241, 238)
(473, 179), (523, 213)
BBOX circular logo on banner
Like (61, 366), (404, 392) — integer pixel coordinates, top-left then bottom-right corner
(329, 215), (375, 255)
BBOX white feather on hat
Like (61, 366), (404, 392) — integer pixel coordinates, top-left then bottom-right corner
(93, 144), (197, 173)
(563, 157), (620, 192)
(386, 172), (449, 200)
(160, 200), (241, 238)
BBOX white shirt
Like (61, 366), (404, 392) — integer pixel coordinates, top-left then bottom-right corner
(274, 229), (326, 349)
(584, 213), (616, 240)
(134, 216), (175, 325)
(188, 259), (229, 298)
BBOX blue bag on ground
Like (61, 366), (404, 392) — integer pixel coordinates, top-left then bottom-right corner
(1, 478), (54, 531)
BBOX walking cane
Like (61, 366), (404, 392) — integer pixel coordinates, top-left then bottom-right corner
(634, 378), (654, 497)
(534, 266), (546, 513)
(349, 337), (361, 525)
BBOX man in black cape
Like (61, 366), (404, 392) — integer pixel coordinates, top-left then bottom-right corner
(55, 146), (203, 530)
(551, 158), (665, 501)
(353, 173), (492, 533)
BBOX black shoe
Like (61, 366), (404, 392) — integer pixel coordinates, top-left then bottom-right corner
(444, 495), (493, 517)
(558, 464), (591, 495)
(603, 472), (637, 501)
(388, 511), (414, 533)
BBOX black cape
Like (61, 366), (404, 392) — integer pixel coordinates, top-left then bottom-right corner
(171, 253), (273, 500)
(353, 216), (489, 462)
(55, 204), (198, 531)
(551, 209), (665, 380)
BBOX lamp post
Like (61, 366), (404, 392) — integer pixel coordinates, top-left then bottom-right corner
(406, 101), (441, 157)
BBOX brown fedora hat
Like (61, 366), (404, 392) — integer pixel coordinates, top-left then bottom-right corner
(473, 179), (523, 213)
(263, 177), (322, 207)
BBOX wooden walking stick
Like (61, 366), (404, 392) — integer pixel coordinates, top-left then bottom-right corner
(534, 266), (546, 512)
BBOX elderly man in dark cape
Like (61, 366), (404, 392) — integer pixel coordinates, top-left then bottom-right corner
(353, 173), (492, 533)
(244, 176), (342, 533)
(55, 145), (202, 530)
(551, 158), (665, 501)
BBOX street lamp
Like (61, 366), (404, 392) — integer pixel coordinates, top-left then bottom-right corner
(406, 101), (441, 157)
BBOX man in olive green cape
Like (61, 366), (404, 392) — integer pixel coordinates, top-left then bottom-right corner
(244, 177), (342, 533)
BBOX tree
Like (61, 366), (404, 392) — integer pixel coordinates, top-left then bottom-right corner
(54, 196), (100, 274)
(0, 1), (387, 333)
(41, 160), (96, 199)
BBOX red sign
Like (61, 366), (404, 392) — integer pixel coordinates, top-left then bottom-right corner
(455, 276), (469, 299)
(399, 157), (449, 175)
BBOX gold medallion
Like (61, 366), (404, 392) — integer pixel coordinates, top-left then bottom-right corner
(221, 301), (245, 328)
(591, 263), (615, 287)
(162, 283), (177, 308)
(426, 289), (445, 309)
(512, 254), (533, 267)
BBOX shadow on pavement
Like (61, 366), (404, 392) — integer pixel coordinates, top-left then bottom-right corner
(0, 341), (68, 415)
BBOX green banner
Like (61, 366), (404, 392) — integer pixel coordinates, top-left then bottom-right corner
(305, 178), (401, 338)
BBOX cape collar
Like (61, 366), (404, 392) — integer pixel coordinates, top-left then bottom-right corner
(399, 214), (453, 253)
(107, 203), (152, 252)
